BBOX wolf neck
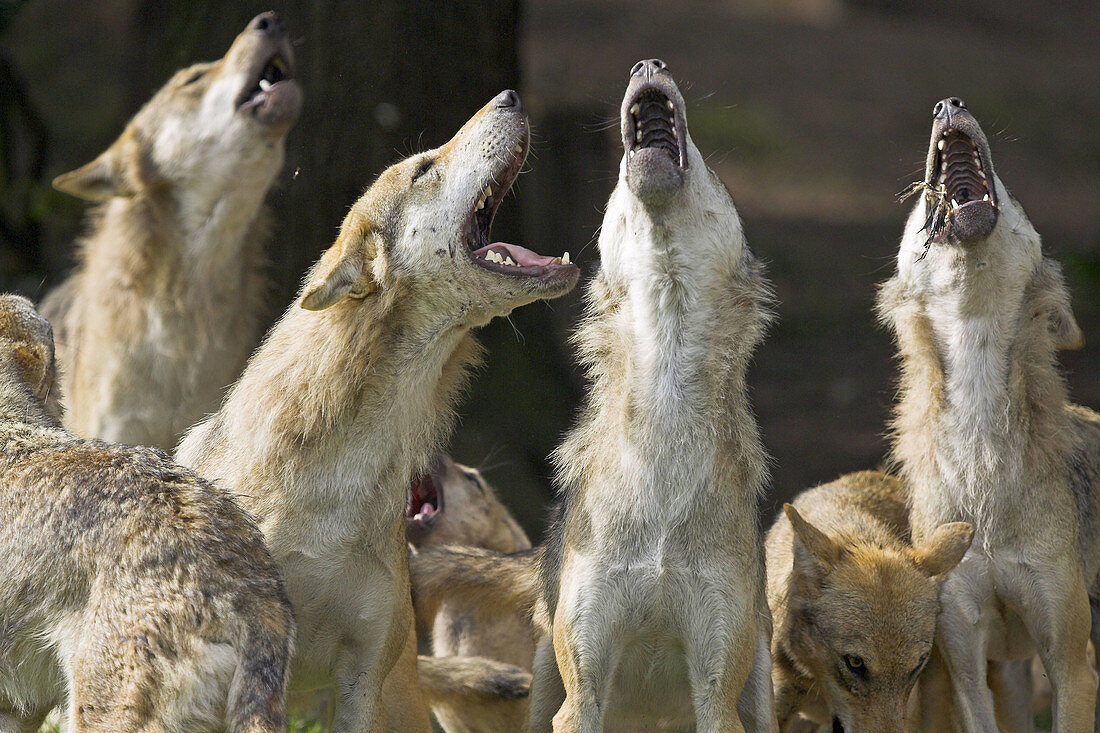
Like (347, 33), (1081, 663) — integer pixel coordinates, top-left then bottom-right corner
(886, 242), (1070, 533)
(562, 190), (769, 515)
(85, 175), (269, 295)
(178, 293), (478, 555)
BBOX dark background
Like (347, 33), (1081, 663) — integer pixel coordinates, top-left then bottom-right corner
(2, 0), (1097, 542)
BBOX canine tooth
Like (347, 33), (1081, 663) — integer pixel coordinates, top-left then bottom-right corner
(983, 194), (990, 202)
(630, 103), (640, 115)
(504, 256), (516, 266)
(259, 79), (272, 92)
(561, 252), (570, 265)
(951, 198), (959, 208)
(937, 139), (945, 151)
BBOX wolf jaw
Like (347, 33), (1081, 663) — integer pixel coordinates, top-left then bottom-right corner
(407, 472), (442, 535)
(620, 58), (689, 202)
(462, 127), (573, 277)
(916, 97), (998, 245)
(237, 47), (295, 122)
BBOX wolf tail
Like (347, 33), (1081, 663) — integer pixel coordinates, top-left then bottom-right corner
(418, 655), (531, 703)
(410, 545), (548, 632)
(225, 603), (296, 733)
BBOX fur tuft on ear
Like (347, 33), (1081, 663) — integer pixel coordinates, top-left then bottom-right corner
(53, 135), (140, 202)
(300, 217), (380, 311)
(911, 522), (974, 578)
(786, 503), (844, 575)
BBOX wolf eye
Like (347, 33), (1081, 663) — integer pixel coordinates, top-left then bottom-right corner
(462, 469), (486, 492)
(181, 70), (206, 87)
(412, 157), (435, 182)
(843, 654), (865, 674)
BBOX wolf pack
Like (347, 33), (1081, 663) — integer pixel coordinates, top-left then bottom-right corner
(2, 13), (1098, 733)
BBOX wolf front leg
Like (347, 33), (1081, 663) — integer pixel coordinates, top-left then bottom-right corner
(549, 584), (624, 733)
(331, 593), (422, 733)
(736, 617), (780, 733)
(935, 591), (1000, 732)
(1009, 562), (1096, 733)
(527, 634), (568, 732)
(682, 585), (759, 733)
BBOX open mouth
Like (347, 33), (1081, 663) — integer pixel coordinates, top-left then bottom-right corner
(237, 51), (294, 113)
(913, 123), (998, 243)
(407, 473), (443, 528)
(931, 128), (994, 213)
(464, 135), (576, 278)
(625, 86), (687, 169)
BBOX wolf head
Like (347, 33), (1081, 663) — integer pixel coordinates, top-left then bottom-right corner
(896, 97), (1083, 350)
(53, 12), (301, 206)
(783, 504), (973, 733)
(599, 60), (750, 290)
(0, 295), (59, 419)
(405, 453), (529, 552)
(299, 90), (579, 326)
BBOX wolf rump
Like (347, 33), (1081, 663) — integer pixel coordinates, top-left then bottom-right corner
(0, 295), (294, 733)
(879, 97), (1100, 732)
(43, 12), (301, 450)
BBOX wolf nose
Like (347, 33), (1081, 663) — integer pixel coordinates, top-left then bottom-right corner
(933, 97), (967, 119)
(631, 59), (668, 79)
(249, 11), (285, 38)
(494, 89), (524, 113)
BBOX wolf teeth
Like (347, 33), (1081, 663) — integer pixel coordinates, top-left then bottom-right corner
(561, 252), (570, 265)
(259, 79), (272, 92)
(630, 103), (640, 115)
(514, 144), (523, 154)
(951, 198), (959, 208)
(937, 138), (945, 151)
(504, 256), (516, 266)
(983, 194), (990, 202)
(485, 251), (503, 264)
(667, 100), (674, 111)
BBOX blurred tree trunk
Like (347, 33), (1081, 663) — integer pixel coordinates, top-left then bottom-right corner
(129, 1), (522, 310)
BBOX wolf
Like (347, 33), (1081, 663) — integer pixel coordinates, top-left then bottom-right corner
(42, 12), (301, 450)
(878, 96), (1100, 732)
(0, 295), (294, 733)
(405, 454), (536, 732)
(767, 471), (973, 732)
(523, 59), (776, 732)
(175, 90), (578, 732)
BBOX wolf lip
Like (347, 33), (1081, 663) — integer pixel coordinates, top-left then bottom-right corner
(237, 50), (300, 124)
(463, 128), (578, 281)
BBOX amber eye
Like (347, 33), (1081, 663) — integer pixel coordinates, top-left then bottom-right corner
(843, 654), (864, 673)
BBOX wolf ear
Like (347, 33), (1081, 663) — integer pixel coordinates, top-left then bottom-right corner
(301, 218), (381, 311)
(911, 522), (974, 578)
(53, 137), (139, 202)
(786, 503), (843, 576)
(5, 339), (55, 404)
(1049, 300), (1084, 351)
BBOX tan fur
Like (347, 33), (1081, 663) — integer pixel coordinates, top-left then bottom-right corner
(766, 471), (972, 731)
(41, 13), (301, 450)
(0, 295), (294, 733)
(529, 60), (776, 732)
(879, 99), (1100, 732)
(175, 91), (577, 732)
(404, 455), (536, 731)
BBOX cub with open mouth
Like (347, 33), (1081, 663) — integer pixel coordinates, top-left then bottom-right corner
(880, 98), (1100, 732)
(529, 60), (777, 732)
(175, 89), (576, 733)
(43, 12), (302, 451)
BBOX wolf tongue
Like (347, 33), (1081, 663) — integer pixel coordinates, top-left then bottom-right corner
(472, 242), (562, 267)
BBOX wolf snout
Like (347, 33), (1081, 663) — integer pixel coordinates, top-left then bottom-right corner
(493, 89), (524, 113)
(933, 96), (966, 120)
(631, 58), (668, 79)
(248, 11), (285, 39)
